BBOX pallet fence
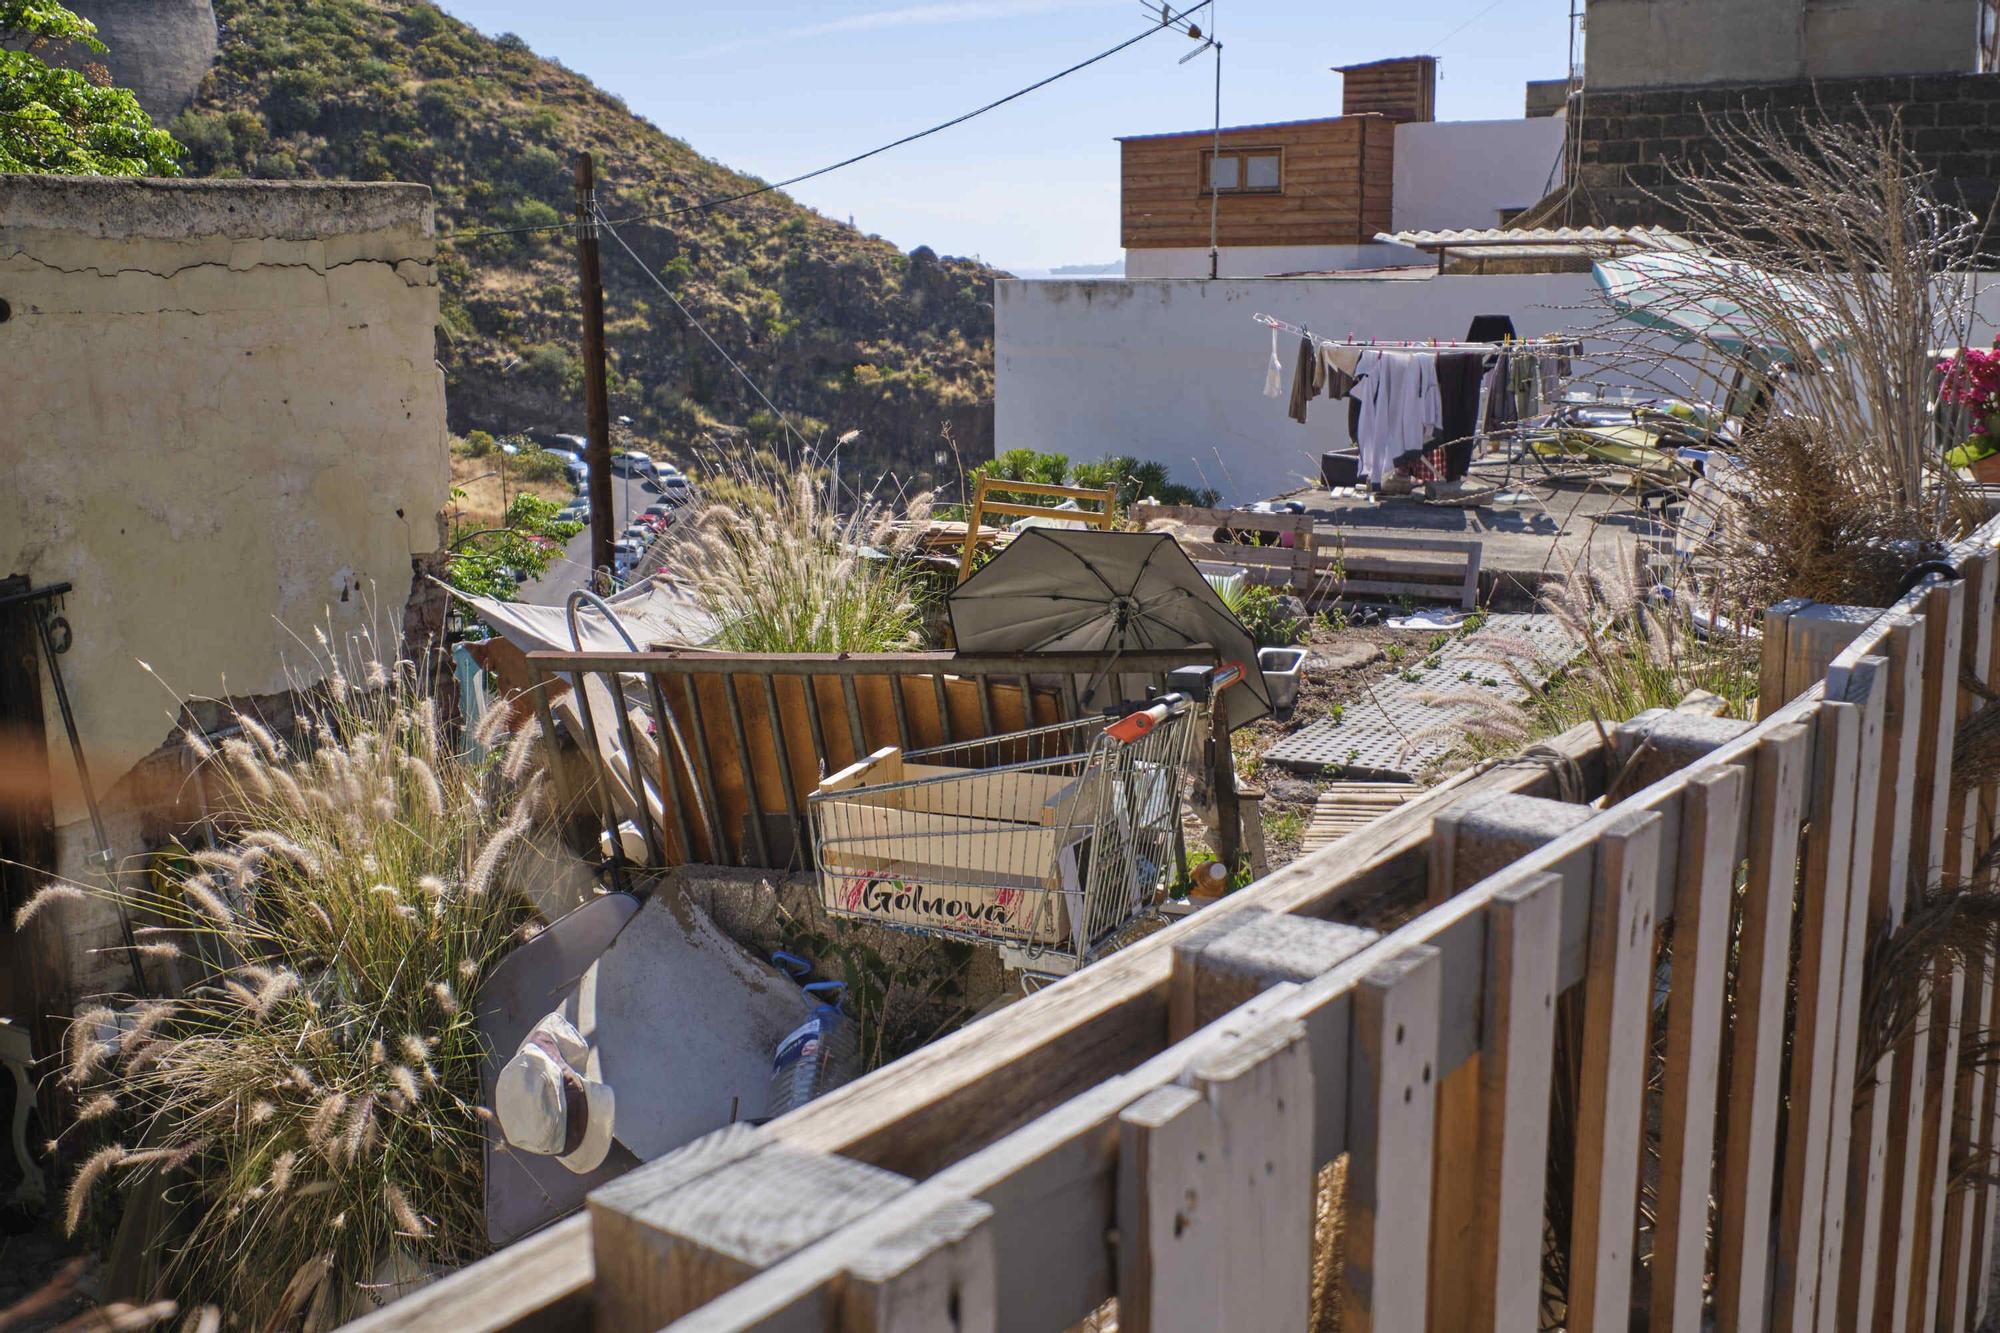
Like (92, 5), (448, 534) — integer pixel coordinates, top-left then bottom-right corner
(361, 515), (2000, 1333)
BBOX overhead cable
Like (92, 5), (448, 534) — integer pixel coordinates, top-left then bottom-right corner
(592, 206), (814, 456)
(445, 1), (1214, 244)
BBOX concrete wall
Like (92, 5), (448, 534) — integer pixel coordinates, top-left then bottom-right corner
(996, 273), (1609, 504)
(1584, 0), (1983, 90)
(57, 0), (218, 121)
(0, 176), (448, 993)
(1391, 116), (1569, 234)
(1573, 70), (2000, 226)
(1124, 243), (1414, 279)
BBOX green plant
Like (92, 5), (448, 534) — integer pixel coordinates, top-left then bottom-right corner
(30, 636), (546, 1324)
(1383, 643), (1407, 664)
(1219, 583), (1305, 648)
(444, 492), (581, 607)
(0, 0), (184, 175)
(1327, 702), (1345, 725)
(1312, 608), (1349, 634)
(679, 461), (934, 654)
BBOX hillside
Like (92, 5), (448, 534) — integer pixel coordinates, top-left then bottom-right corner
(167, 0), (997, 480)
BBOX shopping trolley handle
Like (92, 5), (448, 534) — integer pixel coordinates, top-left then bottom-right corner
(1166, 662), (1247, 702)
(1105, 697), (1181, 742)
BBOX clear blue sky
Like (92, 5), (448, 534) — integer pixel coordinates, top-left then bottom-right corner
(439, 0), (1576, 270)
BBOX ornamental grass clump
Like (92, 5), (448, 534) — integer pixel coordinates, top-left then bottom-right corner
(676, 460), (934, 653)
(25, 632), (546, 1328)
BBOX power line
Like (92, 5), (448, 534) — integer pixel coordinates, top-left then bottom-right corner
(444, 1), (1214, 244)
(1433, 0), (1510, 51)
(592, 206), (814, 457)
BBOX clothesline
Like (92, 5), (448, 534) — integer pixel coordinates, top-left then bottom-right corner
(1251, 312), (1580, 354)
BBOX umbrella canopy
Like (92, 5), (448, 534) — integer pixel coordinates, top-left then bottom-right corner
(1592, 250), (1838, 368)
(949, 528), (1270, 730)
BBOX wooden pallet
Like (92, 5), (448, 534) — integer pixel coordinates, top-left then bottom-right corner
(1298, 781), (1423, 853)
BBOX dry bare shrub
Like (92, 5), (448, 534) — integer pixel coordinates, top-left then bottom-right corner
(25, 630), (546, 1327)
(1708, 415), (1943, 610)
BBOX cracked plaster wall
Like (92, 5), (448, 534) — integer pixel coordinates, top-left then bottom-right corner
(0, 177), (448, 991)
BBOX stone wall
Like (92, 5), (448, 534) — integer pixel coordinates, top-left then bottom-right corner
(1572, 71), (2000, 226)
(54, 0), (218, 122)
(0, 176), (449, 1002)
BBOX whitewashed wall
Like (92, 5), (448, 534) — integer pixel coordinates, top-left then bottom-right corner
(994, 273), (1605, 503)
(1391, 117), (1569, 235)
(1124, 243), (1413, 279)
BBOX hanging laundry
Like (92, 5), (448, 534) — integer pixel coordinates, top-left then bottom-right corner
(1286, 334), (1324, 424)
(1263, 327), (1283, 399)
(1354, 350), (1441, 484)
(1432, 351), (1490, 482)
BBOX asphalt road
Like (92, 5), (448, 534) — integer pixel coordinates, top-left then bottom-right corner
(520, 470), (657, 605)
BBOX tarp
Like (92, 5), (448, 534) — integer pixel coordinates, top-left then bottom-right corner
(1592, 250), (1838, 368)
(444, 575), (719, 655)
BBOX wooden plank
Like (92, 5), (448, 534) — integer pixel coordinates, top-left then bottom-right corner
(1940, 551), (1996, 1332)
(1812, 659), (1887, 1333)
(1183, 1019), (1315, 1331)
(1467, 873), (1563, 1333)
(1116, 1086), (1222, 1332)
(1909, 964), (1968, 1333)
(1652, 764), (1747, 1333)
(1774, 699), (1861, 1332)
(1717, 719), (1815, 1332)
(341, 1213), (594, 1333)
(839, 1199), (996, 1333)
(1567, 810), (1664, 1333)
(1342, 945), (1442, 1333)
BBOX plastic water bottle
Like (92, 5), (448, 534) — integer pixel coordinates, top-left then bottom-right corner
(766, 957), (858, 1118)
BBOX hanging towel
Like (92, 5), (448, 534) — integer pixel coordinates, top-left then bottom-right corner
(1263, 328), (1283, 398)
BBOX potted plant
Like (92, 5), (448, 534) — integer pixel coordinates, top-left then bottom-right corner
(1939, 344), (2000, 485)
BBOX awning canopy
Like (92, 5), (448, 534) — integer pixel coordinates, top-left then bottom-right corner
(1375, 225), (1689, 266)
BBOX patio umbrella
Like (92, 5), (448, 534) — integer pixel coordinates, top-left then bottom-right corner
(1592, 250), (1839, 367)
(948, 528), (1270, 730)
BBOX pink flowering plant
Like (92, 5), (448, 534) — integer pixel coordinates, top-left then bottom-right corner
(1938, 343), (2000, 468)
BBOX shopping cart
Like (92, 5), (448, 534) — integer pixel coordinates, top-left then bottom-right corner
(808, 686), (1210, 976)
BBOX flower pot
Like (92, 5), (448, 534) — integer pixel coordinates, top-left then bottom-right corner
(1973, 453), (2000, 486)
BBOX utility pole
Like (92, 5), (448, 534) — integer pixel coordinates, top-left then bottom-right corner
(573, 151), (616, 585)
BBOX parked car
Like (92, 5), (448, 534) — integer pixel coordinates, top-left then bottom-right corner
(610, 451), (655, 477)
(643, 474), (695, 504)
(556, 501), (589, 525)
(543, 447), (583, 469)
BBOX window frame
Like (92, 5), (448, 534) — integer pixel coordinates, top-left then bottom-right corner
(1200, 146), (1284, 197)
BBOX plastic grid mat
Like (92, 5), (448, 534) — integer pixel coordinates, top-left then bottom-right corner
(1264, 614), (1581, 778)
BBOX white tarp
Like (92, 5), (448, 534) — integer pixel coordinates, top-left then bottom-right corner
(444, 575), (719, 654)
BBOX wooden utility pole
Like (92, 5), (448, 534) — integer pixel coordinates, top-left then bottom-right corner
(573, 151), (615, 585)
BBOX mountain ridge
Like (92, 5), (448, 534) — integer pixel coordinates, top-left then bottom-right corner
(166, 0), (998, 479)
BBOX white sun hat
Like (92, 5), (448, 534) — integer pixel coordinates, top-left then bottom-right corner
(494, 1013), (616, 1174)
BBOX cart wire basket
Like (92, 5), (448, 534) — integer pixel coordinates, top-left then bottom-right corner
(808, 695), (1201, 974)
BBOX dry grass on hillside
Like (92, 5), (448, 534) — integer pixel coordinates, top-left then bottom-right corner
(448, 453), (573, 533)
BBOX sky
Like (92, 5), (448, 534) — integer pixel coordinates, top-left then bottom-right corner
(438, 0), (1577, 270)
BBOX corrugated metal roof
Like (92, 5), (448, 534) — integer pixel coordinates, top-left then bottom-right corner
(1375, 225), (1689, 252)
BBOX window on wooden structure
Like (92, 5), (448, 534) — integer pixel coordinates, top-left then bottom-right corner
(1202, 148), (1282, 195)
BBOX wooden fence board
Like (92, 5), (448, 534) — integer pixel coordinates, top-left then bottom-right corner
(1718, 719), (1815, 1333)
(1468, 873), (1563, 1333)
(1116, 1085), (1222, 1333)
(1567, 813), (1663, 1333)
(1342, 945), (1442, 1333)
(1775, 700), (1861, 1332)
(1652, 764), (1747, 1333)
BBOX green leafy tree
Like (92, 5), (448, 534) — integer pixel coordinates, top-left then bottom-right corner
(445, 491), (581, 609)
(1, 0), (183, 175)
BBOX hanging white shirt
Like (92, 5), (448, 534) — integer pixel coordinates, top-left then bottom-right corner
(1354, 351), (1441, 481)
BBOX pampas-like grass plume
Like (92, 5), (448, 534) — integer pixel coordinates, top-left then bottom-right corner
(14, 882), (85, 929)
(66, 1145), (126, 1235)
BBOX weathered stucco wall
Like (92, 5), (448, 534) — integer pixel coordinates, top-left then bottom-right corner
(0, 176), (448, 992)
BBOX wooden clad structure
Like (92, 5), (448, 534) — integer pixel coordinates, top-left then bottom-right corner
(1119, 116), (1395, 252)
(1338, 55), (1438, 122)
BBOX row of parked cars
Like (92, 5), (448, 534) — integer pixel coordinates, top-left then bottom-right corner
(546, 445), (698, 578)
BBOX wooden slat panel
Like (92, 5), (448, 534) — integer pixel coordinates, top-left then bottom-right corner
(1909, 964), (1968, 1333)
(1718, 719), (1816, 1332)
(1342, 945), (1441, 1333)
(1775, 700), (1861, 1331)
(1120, 116), (1375, 248)
(1568, 811), (1664, 1332)
(1116, 1085), (1221, 1332)
(1652, 764), (1747, 1333)
(1468, 873), (1563, 1333)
